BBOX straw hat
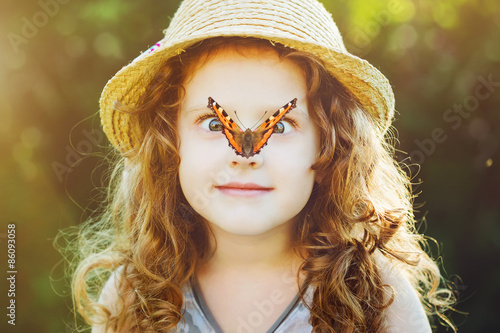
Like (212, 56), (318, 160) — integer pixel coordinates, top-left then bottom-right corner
(99, 0), (395, 153)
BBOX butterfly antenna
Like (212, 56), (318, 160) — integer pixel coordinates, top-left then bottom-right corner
(234, 110), (266, 129)
(251, 111), (269, 130)
(233, 110), (244, 128)
(234, 110), (269, 130)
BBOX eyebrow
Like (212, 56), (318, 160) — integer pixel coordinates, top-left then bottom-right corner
(287, 106), (308, 118)
(183, 106), (209, 113)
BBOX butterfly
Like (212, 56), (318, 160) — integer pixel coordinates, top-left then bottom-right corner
(207, 97), (298, 158)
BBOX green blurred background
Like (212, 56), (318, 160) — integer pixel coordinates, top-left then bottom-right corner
(0, 0), (498, 332)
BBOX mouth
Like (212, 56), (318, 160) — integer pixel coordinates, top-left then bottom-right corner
(215, 182), (274, 197)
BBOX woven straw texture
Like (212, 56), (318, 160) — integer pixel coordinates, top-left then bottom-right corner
(99, 0), (395, 153)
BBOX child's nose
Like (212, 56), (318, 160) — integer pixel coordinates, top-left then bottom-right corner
(226, 152), (263, 169)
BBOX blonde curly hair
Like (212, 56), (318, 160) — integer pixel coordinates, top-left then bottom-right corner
(61, 37), (456, 332)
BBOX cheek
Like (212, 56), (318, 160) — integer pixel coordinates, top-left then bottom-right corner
(179, 142), (213, 214)
(271, 160), (315, 217)
(179, 134), (209, 189)
(268, 132), (318, 196)
(270, 141), (316, 190)
(178, 132), (227, 201)
(270, 132), (318, 170)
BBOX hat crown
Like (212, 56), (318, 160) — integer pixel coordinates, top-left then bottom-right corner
(162, 0), (347, 53)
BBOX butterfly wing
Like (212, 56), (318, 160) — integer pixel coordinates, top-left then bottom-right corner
(207, 97), (244, 155)
(252, 98), (297, 154)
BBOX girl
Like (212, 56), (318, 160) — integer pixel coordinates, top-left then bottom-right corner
(68, 0), (456, 332)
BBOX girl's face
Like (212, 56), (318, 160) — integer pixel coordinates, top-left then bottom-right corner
(178, 47), (319, 236)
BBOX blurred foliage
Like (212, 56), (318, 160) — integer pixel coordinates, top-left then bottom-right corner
(0, 0), (498, 332)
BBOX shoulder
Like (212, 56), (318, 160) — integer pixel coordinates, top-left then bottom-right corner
(375, 254), (432, 333)
(92, 266), (125, 333)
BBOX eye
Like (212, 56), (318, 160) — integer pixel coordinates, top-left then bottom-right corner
(199, 117), (224, 131)
(274, 119), (295, 134)
(209, 119), (223, 131)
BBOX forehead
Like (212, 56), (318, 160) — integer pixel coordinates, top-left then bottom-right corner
(182, 39), (282, 76)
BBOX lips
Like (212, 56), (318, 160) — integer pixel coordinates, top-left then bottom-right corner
(215, 182), (273, 197)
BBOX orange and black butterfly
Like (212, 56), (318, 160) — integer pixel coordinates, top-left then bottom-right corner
(207, 97), (297, 158)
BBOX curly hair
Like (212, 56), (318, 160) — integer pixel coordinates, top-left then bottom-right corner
(63, 37), (456, 332)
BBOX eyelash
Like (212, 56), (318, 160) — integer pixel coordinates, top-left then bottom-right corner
(194, 113), (299, 130)
(195, 113), (219, 124)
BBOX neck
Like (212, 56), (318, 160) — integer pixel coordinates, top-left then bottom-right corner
(203, 221), (301, 273)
